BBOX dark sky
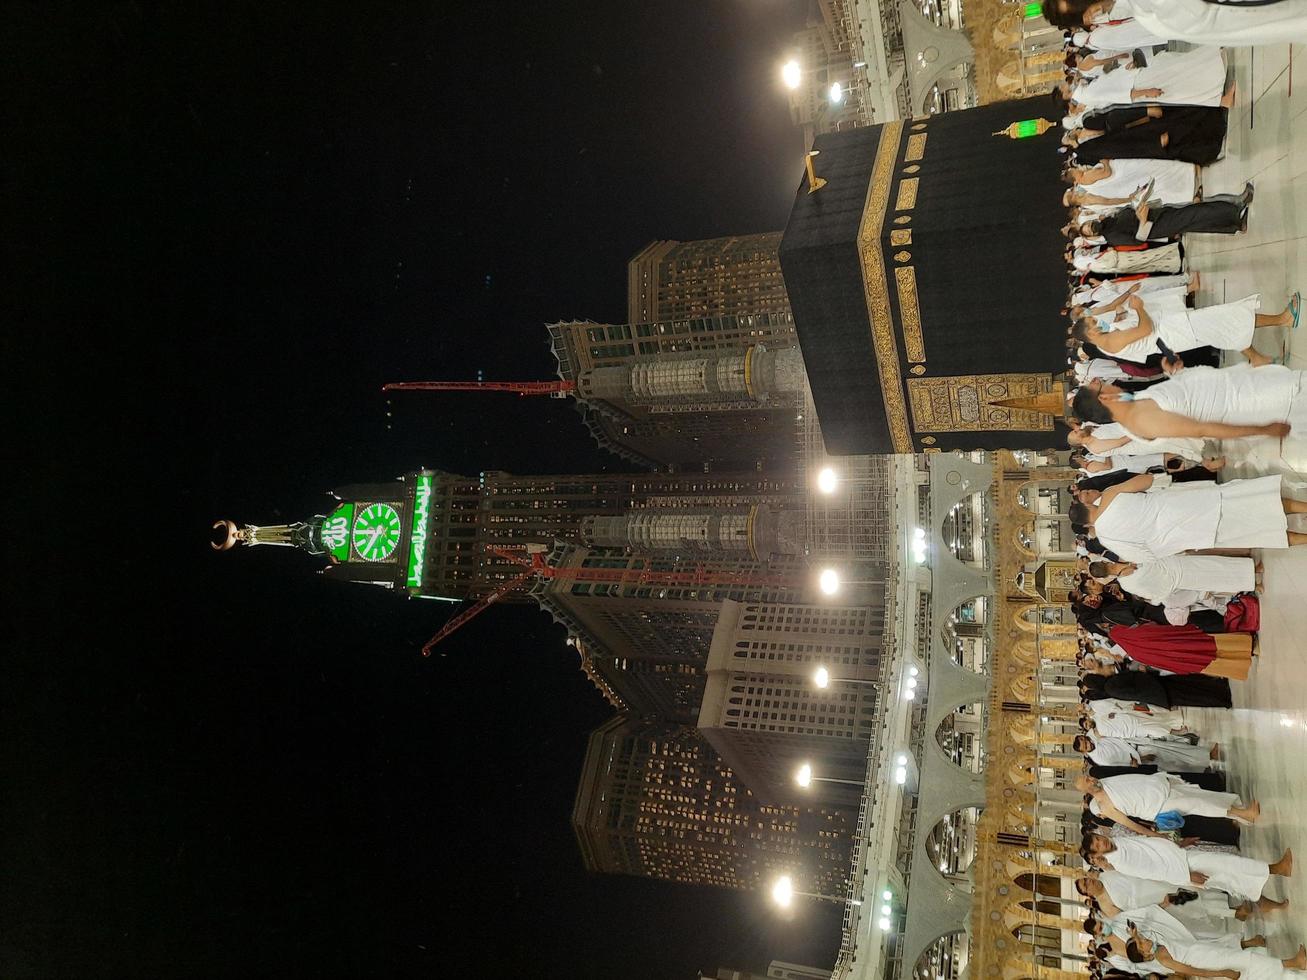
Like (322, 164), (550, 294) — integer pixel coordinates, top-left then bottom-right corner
(9, 2), (846, 976)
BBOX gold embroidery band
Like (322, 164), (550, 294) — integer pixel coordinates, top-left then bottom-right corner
(895, 266), (925, 363)
(905, 133), (927, 161)
(890, 229), (912, 246)
(856, 120), (912, 453)
(895, 177), (919, 211)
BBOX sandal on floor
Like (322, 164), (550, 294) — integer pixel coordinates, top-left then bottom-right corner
(1290, 290), (1302, 330)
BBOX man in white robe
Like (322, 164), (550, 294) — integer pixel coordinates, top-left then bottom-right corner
(1070, 472), (1297, 561)
(1075, 733), (1216, 772)
(1114, 903), (1245, 950)
(1076, 772), (1259, 829)
(1066, 46), (1227, 110)
(1073, 365), (1304, 446)
(1086, 831), (1292, 902)
(1099, 0), (1307, 46)
(1048, 0), (1307, 45)
(1070, 420), (1209, 461)
(1090, 555), (1254, 605)
(1089, 706), (1192, 740)
(1078, 871), (1272, 931)
(1128, 932), (1307, 980)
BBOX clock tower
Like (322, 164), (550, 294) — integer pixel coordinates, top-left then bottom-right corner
(213, 470), (437, 594)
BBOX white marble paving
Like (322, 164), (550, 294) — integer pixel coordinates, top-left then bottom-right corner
(1178, 45), (1307, 947)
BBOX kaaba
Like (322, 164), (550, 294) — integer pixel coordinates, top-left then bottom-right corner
(780, 97), (1070, 455)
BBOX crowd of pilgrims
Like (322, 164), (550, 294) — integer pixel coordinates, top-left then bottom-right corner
(1033, 0), (1307, 976)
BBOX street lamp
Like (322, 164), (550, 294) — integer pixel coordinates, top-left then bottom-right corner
(795, 762), (864, 788)
(911, 526), (928, 564)
(770, 875), (861, 908)
(781, 59), (802, 89)
(816, 466), (839, 495)
(819, 568), (841, 595)
(829, 81), (845, 104)
(812, 665), (878, 689)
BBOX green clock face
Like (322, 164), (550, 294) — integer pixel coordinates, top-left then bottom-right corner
(352, 503), (402, 562)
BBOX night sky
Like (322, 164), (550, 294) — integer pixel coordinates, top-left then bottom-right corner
(9, 3), (846, 976)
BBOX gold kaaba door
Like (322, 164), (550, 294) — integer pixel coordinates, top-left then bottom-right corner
(906, 374), (1064, 446)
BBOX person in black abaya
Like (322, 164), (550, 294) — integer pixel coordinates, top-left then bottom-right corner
(1073, 105), (1229, 166)
(1082, 194), (1251, 245)
(1081, 666), (1233, 708)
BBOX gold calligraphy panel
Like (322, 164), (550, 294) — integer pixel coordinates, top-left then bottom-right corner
(895, 266), (925, 363)
(895, 178), (918, 211)
(906, 374), (1057, 433)
(905, 133), (927, 161)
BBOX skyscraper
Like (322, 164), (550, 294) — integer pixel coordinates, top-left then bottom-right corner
(697, 598), (888, 806)
(535, 544), (811, 722)
(573, 715), (854, 895)
(547, 313), (806, 471)
(626, 234), (790, 325)
(214, 468), (808, 607)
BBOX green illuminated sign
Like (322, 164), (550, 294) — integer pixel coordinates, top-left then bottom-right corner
(320, 502), (355, 562)
(406, 473), (435, 589)
(1023, 1), (1043, 17)
(1014, 118), (1041, 138)
(352, 502), (402, 562)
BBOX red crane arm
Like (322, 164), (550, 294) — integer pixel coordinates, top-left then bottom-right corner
(421, 546), (802, 655)
(486, 546), (799, 589)
(419, 564), (538, 657)
(383, 380), (576, 396)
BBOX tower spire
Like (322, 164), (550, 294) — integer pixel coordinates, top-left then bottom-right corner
(211, 519), (324, 554)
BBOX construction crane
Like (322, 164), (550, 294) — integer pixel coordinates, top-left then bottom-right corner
(383, 379), (576, 397)
(420, 545), (803, 656)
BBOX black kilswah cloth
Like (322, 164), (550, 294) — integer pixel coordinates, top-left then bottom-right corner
(781, 97), (1068, 453)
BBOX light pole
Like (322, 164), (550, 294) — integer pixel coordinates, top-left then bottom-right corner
(911, 526), (929, 564)
(795, 762), (864, 789)
(771, 875), (862, 908)
(816, 567), (883, 597)
(812, 665), (879, 689)
(813, 465), (881, 496)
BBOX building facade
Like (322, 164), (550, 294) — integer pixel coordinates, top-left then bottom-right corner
(548, 312), (805, 471)
(626, 234), (790, 325)
(573, 715), (855, 895)
(698, 598), (888, 806)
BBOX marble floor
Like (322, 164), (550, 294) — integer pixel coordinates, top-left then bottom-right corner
(1178, 41), (1307, 949)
